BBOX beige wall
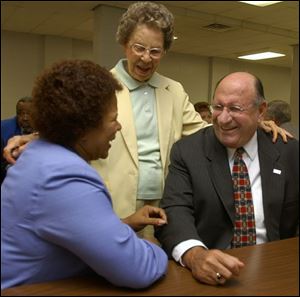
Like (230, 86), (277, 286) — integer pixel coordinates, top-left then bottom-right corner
(1, 31), (44, 118)
(210, 57), (291, 102)
(290, 45), (299, 127)
(159, 52), (210, 102)
(1, 30), (294, 121)
(1, 31), (93, 119)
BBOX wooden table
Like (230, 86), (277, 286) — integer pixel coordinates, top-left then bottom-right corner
(1, 237), (298, 296)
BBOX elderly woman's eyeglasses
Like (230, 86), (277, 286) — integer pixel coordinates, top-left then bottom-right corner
(131, 43), (164, 59)
(211, 104), (256, 116)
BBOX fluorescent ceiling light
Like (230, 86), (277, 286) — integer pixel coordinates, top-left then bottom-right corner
(239, 1), (282, 7)
(238, 52), (285, 60)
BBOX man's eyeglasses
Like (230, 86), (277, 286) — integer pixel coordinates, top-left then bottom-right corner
(131, 43), (164, 59)
(211, 103), (256, 116)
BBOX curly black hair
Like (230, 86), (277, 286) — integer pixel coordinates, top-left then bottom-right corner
(31, 59), (122, 147)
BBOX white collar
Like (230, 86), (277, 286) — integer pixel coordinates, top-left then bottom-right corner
(227, 131), (258, 161)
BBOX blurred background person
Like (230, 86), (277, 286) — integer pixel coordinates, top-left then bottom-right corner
(1, 96), (34, 147)
(1, 96), (34, 184)
(194, 101), (212, 124)
(264, 99), (298, 140)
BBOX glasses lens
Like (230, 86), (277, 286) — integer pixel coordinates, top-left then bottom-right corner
(131, 44), (163, 59)
(212, 105), (223, 112)
(212, 104), (248, 115)
(150, 49), (162, 58)
(132, 44), (145, 54)
(228, 106), (243, 114)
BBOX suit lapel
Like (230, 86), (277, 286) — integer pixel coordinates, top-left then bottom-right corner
(156, 85), (173, 171)
(205, 129), (285, 239)
(257, 130), (283, 240)
(117, 88), (139, 167)
(206, 131), (235, 225)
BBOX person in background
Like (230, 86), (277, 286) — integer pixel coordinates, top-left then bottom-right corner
(1, 96), (34, 146)
(1, 97), (34, 184)
(194, 101), (212, 124)
(264, 99), (298, 140)
(1, 59), (168, 290)
(155, 72), (299, 286)
(2, 2), (290, 241)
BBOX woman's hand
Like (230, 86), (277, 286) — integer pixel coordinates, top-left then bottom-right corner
(260, 120), (293, 143)
(3, 133), (38, 164)
(122, 205), (167, 232)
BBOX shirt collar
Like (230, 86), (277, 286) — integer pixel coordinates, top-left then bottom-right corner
(227, 131), (258, 162)
(114, 59), (160, 90)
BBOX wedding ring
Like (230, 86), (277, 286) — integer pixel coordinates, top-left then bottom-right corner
(216, 272), (222, 281)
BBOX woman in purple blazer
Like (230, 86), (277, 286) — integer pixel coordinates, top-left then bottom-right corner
(1, 60), (168, 290)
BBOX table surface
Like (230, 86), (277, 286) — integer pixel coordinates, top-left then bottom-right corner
(1, 237), (299, 296)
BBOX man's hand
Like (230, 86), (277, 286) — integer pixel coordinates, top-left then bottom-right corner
(122, 205), (167, 232)
(3, 133), (38, 164)
(182, 246), (245, 286)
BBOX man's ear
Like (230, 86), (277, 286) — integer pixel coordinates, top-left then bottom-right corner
(258, 101), (267, 121)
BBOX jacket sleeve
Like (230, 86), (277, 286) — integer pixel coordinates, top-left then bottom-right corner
(36, 166), (168, 289)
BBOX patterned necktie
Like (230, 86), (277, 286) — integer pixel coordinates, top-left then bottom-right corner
(231, 147), (256, 248)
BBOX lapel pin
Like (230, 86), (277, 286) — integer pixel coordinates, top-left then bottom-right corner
(273, 169), (281, 175)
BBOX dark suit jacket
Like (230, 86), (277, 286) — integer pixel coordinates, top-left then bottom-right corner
(1, 116), (21, 147)
(155, 126), (299, 257)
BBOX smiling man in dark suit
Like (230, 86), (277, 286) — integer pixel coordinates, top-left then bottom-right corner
(155, 72), (299, 286)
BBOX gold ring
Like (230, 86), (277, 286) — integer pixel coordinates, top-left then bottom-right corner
(216, 272), (222, 281)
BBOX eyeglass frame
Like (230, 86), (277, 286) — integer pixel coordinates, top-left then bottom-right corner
(130, 43), (165, 59)
(211, 102), (259, 116)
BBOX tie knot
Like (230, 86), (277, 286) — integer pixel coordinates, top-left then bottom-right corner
(235, 147), (245, 158)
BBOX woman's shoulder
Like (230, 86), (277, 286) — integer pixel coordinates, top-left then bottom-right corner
(26, 140), (82, 164)
(153, 72), (184, 90)
(20, 140), (101, 180)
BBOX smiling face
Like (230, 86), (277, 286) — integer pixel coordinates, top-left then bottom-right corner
(124, 24), (164, 82)
(75, 96), (121, 161)
(212, 72), (266, 149)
